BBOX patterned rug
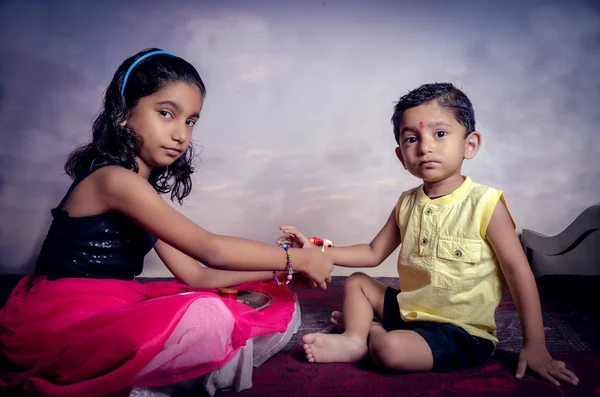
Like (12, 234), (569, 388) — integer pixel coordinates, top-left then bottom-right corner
(215, 277), (600, 397)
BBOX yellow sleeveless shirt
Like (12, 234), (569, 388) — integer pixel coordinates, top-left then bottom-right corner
(395, 176), (516, 343)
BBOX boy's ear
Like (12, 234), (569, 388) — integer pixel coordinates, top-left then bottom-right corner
(395, 147), (407, 169)
(464, 131), (482, 160)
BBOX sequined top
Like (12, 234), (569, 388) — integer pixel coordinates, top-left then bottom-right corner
(35, 164), (157, 280)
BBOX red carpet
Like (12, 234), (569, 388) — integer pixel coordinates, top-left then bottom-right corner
(216, 277), (600, 397)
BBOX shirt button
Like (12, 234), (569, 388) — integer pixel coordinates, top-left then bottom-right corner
(425, 208), (432, 215)
(454, 250), (463, 258)
(421, 238), (428, 245)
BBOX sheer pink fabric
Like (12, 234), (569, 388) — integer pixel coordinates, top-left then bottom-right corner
(0, 276), (295, 396)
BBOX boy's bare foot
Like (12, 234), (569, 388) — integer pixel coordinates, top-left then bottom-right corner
(302, 332), (368, 363)
(330, 311), (344, 330)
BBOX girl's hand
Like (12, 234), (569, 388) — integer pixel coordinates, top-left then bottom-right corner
(275, 271), (315, 289)
(516, 343), (579, 386)
(276, 226), (333, 288)
(276, 225), (312, 249)
(302, 248), (334, 289)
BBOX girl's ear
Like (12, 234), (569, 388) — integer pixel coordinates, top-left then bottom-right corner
(119, 120), (127, 127)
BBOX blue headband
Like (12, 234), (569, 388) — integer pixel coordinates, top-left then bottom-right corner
(120, 50), (178, 95)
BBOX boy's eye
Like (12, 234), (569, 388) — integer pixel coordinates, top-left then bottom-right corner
(405, 136), (418, 143)
(436, 131), (447, 137)
(159, 110), (173, 119)
(186, 119), (196, 127)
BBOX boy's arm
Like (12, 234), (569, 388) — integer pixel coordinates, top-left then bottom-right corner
(486, 200), (579, 386)
(280, 206), (401, 268)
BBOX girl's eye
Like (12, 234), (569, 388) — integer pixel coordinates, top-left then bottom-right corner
(186, 119), (196, 127)
(159, 110), (173, 119)
(436, 131), (447, 137)
(405, 136), (418, 143)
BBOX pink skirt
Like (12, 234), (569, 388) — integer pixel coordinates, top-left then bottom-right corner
(0, 275), (296, 396)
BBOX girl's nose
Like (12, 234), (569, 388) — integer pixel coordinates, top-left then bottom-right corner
(172, 126), (186, 143)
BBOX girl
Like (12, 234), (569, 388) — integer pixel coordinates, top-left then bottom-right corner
(277, 83), (579, 387)
(0, 48), (334, 397)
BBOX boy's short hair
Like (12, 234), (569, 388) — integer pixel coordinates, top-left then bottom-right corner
(391, 83), (475, 144)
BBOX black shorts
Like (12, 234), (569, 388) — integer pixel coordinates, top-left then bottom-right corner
(382, 286), (495, 372)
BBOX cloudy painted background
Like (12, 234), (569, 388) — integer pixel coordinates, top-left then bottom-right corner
(0, 0), (598, 277)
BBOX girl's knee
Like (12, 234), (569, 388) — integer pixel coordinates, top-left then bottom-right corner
(181, 297), (235, 337)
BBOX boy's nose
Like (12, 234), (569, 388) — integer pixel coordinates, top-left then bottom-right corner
(419, 139), (433, 154)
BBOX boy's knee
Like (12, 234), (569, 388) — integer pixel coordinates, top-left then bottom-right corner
(369, 336), (396, 369)
(345, 272), (370, 288)
(368, 330), (383, 352)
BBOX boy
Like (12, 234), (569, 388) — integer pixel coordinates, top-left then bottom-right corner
(278, 83), (578, 386)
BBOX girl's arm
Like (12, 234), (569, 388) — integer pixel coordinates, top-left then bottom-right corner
(154, 239), (273, 288)
(279, 206), (401, 268)
(96, 166), (333, 288)
(486, 200), (578, 386)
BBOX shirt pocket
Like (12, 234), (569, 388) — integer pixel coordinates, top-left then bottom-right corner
(432, 237), (482, 291)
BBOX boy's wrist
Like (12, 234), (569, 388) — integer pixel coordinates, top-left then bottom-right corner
(522, 328), (546, 347)
(523, 337), (546, 348)
(324, 249), (335, 266)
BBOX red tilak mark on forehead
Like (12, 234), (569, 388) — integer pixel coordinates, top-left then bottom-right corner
(419, 121), (424, 129)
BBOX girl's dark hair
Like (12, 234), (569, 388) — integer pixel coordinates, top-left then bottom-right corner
(64, 48), (207, 204)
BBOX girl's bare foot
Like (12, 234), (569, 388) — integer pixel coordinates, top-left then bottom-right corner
(302, 332), (368, 363)
(330, 311), (344, 330)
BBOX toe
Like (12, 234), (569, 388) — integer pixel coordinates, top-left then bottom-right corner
(302, 333), (318, 345)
